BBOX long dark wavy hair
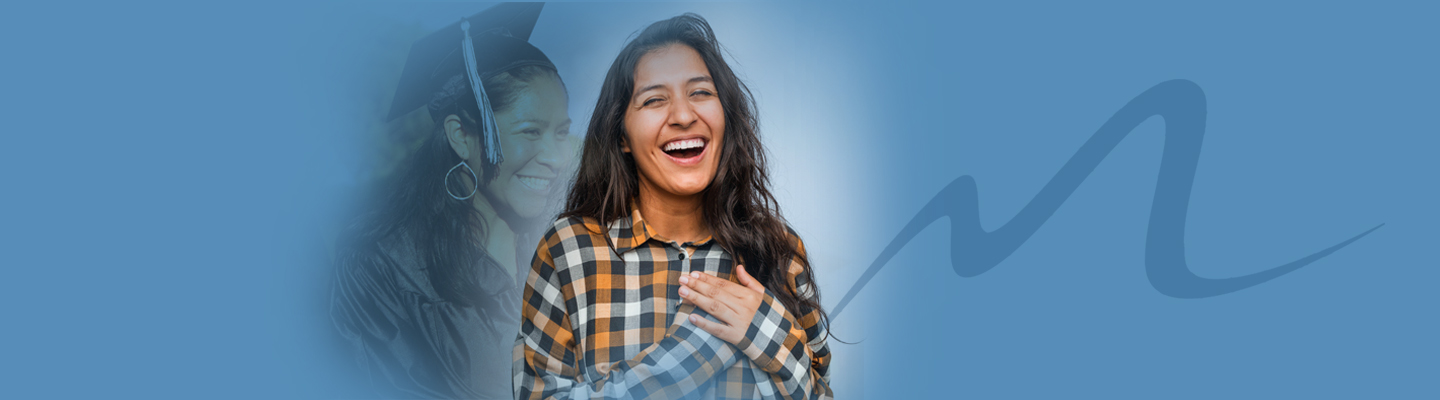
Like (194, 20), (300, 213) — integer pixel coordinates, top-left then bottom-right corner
(562, 14), (829, 329)
(342, 65), (560, 307)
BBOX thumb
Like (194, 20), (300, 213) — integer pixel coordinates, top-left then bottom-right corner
(737, 264), (766, 294)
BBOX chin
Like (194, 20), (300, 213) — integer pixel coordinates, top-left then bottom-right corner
(516, 209), (544, 220)
(508, 197), (546, 219)
(667, 178), (715, 197)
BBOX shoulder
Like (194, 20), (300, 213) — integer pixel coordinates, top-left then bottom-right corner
(545, 215), (606, 239)
(540, 216), (609, 252)
(778, 223), (814, 286)
(332, 229), (405, 302)
(333, 227), (438, 298)
(334, 227), (400, 278)
(781, 223), (807, 258)
(534, 216), (612, 273)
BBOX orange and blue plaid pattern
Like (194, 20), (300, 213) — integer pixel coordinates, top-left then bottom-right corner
(514, 207), (832, 399)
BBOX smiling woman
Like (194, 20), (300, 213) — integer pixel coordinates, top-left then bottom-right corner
(514, 13), (833, 400)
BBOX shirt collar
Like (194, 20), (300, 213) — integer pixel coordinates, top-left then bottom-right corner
(610, 203), (714, 254)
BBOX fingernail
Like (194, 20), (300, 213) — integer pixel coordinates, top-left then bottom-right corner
(679, 287), (690, 297)
(690, 271), (700, 278)
(690, 314), (699, 323)
(679, 276), (689, 285)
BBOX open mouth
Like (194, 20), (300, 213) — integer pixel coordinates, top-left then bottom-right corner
(661, 137), (707, 163)
(517, 175), (552, 191)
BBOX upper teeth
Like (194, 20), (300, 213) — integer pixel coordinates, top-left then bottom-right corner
(663, 138), (705, 152)
(518, 176), (550, 190)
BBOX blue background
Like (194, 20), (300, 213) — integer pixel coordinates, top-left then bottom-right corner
(1, 1), (1434, 398)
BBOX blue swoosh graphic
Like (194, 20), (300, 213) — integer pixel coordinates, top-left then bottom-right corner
(831, 79), (1383, 317)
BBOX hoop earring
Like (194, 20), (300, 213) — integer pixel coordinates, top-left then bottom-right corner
(444, 161), (478, 200)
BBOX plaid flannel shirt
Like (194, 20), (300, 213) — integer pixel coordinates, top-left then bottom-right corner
(514, 207), (832, 400)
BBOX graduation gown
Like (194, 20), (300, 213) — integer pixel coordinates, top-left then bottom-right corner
(331, 232), (521, 399)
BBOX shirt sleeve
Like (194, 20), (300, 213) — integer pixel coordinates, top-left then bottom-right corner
(514, 226), (741, 400)
(733, 235), (834, 400)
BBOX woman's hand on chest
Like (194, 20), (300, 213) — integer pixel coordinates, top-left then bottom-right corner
(677, 264), (766, 344)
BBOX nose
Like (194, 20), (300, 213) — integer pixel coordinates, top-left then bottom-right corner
(534, 134), (566, 171)
(667, 96), (698, 129)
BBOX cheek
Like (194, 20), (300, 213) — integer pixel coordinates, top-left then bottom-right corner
(623, 114), (661, 151)
(498, 136), (535, 172)
(700, 105), (726, 156)
(698, 103), (726, 136)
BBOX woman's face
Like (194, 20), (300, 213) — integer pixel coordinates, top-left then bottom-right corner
(623, 43), (725, 199)
(478, 75), (574, 219)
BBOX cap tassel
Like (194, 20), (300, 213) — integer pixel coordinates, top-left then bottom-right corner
(461, 19), (503, 165)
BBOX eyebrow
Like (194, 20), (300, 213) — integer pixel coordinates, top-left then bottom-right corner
(634, 76), (714, 97)
(511, 118), (572, 126)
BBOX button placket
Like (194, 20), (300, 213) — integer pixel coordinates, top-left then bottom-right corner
(676, 242), (691, 275)
(667, 242), (691, 320)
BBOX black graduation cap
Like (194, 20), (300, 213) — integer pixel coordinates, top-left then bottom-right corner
(387, 2), (555, 165)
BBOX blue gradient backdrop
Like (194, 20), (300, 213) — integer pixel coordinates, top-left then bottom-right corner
(1, 1), (1434, 398)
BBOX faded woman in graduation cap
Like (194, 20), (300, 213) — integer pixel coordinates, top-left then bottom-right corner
(330, 3), (575, 399)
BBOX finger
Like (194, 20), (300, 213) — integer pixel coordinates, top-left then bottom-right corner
(736, 264), (766, 294)
(680, 276), (749, 324)
(689, 313), (733, 339)
(681, 271), (737, 301)
(679, 284), (733, 318)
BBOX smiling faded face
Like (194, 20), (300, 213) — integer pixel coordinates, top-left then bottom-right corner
(623, 43), (725, 200)
(480, 74), (573, 219)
